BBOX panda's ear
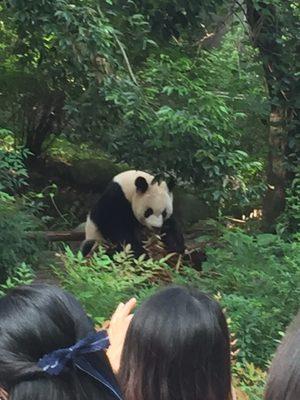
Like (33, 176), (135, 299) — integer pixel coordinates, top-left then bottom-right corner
(151, 176), (160, 185)
(167, 177), (176, 192)
(135, 177), (149, 193)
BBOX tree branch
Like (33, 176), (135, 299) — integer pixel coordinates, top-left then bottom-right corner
(97, 6), (138, 86)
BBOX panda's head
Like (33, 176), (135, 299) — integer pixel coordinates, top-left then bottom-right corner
(132, 176), (174, 230)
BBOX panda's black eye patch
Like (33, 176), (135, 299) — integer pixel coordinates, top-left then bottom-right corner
(162, 209), (167, 219)
(144, 208), (153, 218)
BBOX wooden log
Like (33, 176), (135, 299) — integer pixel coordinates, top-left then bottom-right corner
(27, 230), (207, 248)
(27, 231), (85, 242)
(26, 230), (209, 258)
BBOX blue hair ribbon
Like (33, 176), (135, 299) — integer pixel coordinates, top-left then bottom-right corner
(38, 330), (122, 400)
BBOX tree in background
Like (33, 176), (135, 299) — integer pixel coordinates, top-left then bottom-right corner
(245, 0), (300, 230)
(0, 0), (118, 156)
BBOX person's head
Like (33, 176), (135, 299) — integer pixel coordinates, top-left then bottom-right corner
(265, 310), (300, 400)
(119, 286), (231, 400)
(0, 284), (119, 400)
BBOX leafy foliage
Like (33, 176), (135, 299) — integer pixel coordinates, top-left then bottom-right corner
(276, 169), (300, 240)
(0, 136), (45, 281)
(0, 131), (30, 193)
(0, 262), (35, 297)
(102, 34), (267, 209)
(54, 246), (170, 324)
(233, 361), (266, 400)
(0, 188), (44, 281)
(201, 231), (300, 367)
(0, 0), (118, 155)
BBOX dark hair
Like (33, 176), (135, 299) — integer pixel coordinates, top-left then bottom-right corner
(119, 286), (231, 400)
(0, 284), (118, 400)
(265, 310), (300, 400)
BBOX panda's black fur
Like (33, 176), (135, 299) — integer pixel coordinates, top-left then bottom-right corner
(83, 181), (145, 256)
(81, 170), (185, 258)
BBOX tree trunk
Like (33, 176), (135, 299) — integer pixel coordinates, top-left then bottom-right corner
(24, 91), (65, 158)
(262, 108), (287, 228)
(245, 0), (298, 231)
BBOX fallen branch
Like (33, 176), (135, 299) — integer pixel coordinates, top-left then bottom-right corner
(27, 231), (85, 242)
(225, 216), (246, 224)
(27, 230), (212, 246)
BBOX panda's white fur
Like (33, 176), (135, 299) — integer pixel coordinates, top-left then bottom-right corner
(85, 214), (104, 242)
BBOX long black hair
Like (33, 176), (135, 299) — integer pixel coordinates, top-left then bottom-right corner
(0, 284), (118, 400)
(265, 310), (300, 400)
(119, 286), (232, 400)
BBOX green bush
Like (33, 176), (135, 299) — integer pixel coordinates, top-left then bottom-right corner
(233, 361), (266, 400)
(54, 246), (172, 324)
(277, 170), (300, 240)
(0, 140), (45, 281)
(0, 262), (35, 297)
(0, 139), (30, 194)
(0, 192), (44, 281)
(201, 231), (300, 367)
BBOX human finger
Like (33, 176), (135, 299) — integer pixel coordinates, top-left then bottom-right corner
(110, 302), (125, 323)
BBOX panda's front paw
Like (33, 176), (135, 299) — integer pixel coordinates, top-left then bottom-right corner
(81, 240), (98, 257)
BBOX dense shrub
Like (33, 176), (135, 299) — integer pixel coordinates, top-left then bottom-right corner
(0, 192), (44, 281)
(54, 246), (170, 324)
(0, 134), (30, 194)
(233, 361), (266, 400)
(276, 170), (300, 240)
(201, 231), (300, 367)
(0, 137), (45, 281)
(0, 262), (35, 297)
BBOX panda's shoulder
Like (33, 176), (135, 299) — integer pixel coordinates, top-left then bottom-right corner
(90, 180), (131, 222)
(100, 181), (126, 202)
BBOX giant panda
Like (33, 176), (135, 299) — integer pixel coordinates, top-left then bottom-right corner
(81, 170), (185, 258)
